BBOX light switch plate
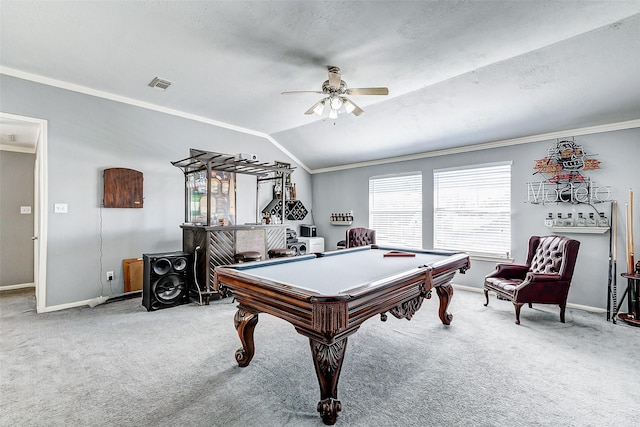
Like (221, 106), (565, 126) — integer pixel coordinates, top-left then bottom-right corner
(54, 203), (68, 214)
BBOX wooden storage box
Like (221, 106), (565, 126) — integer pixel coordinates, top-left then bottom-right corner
(123, 258), (143, 293)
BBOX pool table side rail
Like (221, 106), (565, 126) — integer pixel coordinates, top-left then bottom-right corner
(319, 244), (464, 259)
(344, 272), (432, 328)
(323, 245), (470, 279)
(215, 266), (435, 343)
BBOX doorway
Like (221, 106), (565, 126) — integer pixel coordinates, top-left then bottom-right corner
(0, 112), (48, 313)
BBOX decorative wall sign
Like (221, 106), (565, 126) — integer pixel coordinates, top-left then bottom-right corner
(533, 139), (600, 182)
(527, 139), (611, 205)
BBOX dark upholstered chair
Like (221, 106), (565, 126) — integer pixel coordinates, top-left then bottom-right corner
(345, 227), (376, 248)
(484, 235), (580, 324)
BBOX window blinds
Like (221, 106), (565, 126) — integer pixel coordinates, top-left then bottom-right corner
(369, 172), (422, 248)
(433, 163), (511, 258)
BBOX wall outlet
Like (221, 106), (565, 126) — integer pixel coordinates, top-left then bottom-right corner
(54, 203), (68, 213)
(106, 271), (114, 281)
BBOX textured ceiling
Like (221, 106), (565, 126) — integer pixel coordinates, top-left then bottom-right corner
(1, 1), (640, 170)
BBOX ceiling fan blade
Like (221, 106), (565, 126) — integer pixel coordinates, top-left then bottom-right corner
(281, 90), (324, 95)
(343, 98), (364, 116)
(328, 67), (342, 89)
(346, 87), (389, 96)
(304, 99), (326, 115)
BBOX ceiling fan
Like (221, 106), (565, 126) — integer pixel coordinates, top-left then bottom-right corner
(282, 66), (389, 118)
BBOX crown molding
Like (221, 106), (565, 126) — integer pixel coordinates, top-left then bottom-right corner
(0, 66), (311, 173)
(310, 119), (640, 174)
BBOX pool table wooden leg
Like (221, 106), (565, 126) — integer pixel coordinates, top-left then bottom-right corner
(309, 337), (347, 425)
(234, 306), (259, 367)
(435, 283), (454, 325)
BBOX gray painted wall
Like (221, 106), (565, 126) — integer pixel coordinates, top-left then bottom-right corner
(312, 130), (640, 309)
(0, 151), (35, 286)
(0, 75), (312, 307)
(2, 73), (638, 311)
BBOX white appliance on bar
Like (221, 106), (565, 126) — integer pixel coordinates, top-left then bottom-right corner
(298, 237), (324, 254)
(234, 153), (258, 162)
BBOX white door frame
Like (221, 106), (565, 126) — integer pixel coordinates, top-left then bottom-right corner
(0, 112), (48, 312)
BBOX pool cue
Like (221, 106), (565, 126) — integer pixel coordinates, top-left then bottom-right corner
(626, 201), (632, 274)
(607, 201), (615, 320)
(611, 200), (618, 323)
(629, 188), (637, 320)
(629, 188), (634, 274)
(617, 201), (633, 319)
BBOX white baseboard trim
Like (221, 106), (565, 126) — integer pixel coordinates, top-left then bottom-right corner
(452, 284), (484, 294)
(39, 298), (102, 313)
(453, 284), (606, 314)
(0, 282), (35, 291)
(565, 302), (606, 314)
(0, 284), (106, 312)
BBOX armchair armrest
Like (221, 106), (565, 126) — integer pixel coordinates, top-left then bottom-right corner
(516, 272), (563, 290)
(515, 272), (569, 301)
(522, 272), (563, 283)
(485, 263), (529, 280)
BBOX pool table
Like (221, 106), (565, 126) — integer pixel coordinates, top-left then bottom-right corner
(214, 245), (470, 425)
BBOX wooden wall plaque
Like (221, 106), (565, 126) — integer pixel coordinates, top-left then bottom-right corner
(103, 168), (143, 208)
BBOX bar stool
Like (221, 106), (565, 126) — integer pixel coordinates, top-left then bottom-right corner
(268, 248), (295, 259)
(234, 251), (262, 263)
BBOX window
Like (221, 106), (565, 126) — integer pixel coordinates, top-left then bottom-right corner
(433, 162), (511, 259)
(369, 172), (422, 248)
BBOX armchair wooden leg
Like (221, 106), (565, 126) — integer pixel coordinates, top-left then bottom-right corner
(559, 304), (566, 323)
(483, 289), (489, 306)
(514, 302), (524, 325)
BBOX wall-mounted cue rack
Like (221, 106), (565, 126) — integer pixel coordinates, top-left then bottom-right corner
(612, 188), (639, 326)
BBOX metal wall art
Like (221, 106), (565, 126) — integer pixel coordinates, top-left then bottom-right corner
(527, 138), (611, 205)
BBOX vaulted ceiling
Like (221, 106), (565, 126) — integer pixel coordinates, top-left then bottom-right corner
(1, 1), (640, 171)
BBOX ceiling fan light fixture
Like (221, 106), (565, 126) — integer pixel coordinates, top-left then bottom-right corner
(313, 100), (326, 116)
(343, 98), (355, 114)
(329, 96), (343, 110)
(285, 66), (388, 119)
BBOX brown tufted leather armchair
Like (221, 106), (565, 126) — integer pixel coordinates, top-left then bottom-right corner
(484, 235), (580, 324)
(345, 227), (376, 248)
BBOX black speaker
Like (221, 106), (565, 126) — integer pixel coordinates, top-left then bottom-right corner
(287, 241), (307, 256)
(142, 251), (191, 311)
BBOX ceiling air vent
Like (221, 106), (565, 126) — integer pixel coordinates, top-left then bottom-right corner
(148, 77), (172, 90)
